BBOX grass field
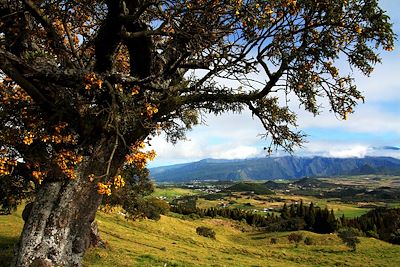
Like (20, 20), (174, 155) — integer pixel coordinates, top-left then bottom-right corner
(322, 175), (400, 189)
(2, 208), (400, 266)
(196, 192), (370, 219)
(151, 187), (199, 202)
(0, 209), (23, 266)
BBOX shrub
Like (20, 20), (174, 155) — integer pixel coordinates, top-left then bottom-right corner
(188, 213), (201, 220)
(196, 226), (216, 239)
(366, 230), (379, 239)
(143, 197), (170, 220)
(125, 197), (170, 221)
(338, 228), (361, 252)
(390, 229), (400, 244)
(304, 236), (313, 245)
(288, 233), (303, 247)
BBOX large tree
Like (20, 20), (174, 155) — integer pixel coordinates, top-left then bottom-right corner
(0, 0), (394, 266)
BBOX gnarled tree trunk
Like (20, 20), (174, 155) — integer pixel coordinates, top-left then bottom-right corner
(13, 180), (99, 266)
(12, 139), (124, 267)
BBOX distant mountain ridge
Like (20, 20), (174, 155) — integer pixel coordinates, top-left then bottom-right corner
(149, 156), (400, 182)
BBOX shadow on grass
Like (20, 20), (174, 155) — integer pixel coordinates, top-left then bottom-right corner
(0, 236), (18, 267)
(251, 236), (266, 240)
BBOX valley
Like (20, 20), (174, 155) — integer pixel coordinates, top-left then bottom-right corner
(2, 174), (400, 266)
(159, 175), (400, 218)
(2, 206), (400, 267)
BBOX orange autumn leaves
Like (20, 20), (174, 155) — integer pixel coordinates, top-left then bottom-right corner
(125, 141), (156, 169)
(0, 78), (32, 105)
(0, 122), (81, 185)
(237, 0), (299, 27)
(145, 103), (159, 118)
(83, 72), (103, 90)
(55, 150), (83, 180)
(1, 73), (157, 194)
(27, 137), (154, 194)
(22, 122), (77, 146)
(0, 155), (17, 176)
(97, 175), (125, 196)
(96, 141), (155, 196)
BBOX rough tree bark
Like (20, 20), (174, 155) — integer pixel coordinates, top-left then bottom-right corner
(14, 181), (99, 266)
(12, 138), (124, 267)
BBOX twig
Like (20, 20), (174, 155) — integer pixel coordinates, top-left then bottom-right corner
(105, 134), (118, 176)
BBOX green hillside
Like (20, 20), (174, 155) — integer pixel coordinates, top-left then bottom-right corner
(2, 208), (400, 266)
(227, 182), (274, 195)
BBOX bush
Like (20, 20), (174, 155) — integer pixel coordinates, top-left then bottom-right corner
(366, 230), (379, 239)
(196, 226), (216, 239)
(338, 228), (361, 251)
(188, 213), (201, 220)
(304, 236), (313, 245)
(390, 229), (400, 244)
(125, 197), (170, 221)
(143, 197), (170, 220)
(288, 233), (303, 247)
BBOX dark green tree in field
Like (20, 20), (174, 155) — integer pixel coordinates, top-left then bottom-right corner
(288, 232), (303, 248)
(341, 207), (400, 244)
(390, 229), (400, 244)
(0, 0), (394, 265)
(196, 226), (216, 239)
(134, 197), (170, 220)
(303, 236), (313, 245)
(281, 203), (290, 219)
(338, 228), (361, 252)
(305, 202), (316, 229)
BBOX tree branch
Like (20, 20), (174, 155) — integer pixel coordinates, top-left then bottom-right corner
(0, 49), (55, 110)
(94, 0), (122, 73)
(23, 0), (72, 67)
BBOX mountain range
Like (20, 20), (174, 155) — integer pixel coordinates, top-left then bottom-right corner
(149, 156), (400, 182)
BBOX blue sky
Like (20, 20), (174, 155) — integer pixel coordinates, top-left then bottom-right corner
(148, 0), (400, 167)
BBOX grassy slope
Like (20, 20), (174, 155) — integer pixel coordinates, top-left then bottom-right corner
(1, 208), (400, 267)
(0, 209), (23, 266)
(84, 213), (400, 267)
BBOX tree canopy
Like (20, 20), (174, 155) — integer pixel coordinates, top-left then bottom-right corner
(0, 0), (395, 265)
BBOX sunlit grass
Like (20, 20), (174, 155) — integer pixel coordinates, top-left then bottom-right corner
(0, 207), (23, 267)
(84, 213), (400, 267)
(1, 208), (400, 267)
(151, 187), (199, 202)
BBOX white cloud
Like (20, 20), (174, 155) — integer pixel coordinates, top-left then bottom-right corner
(296, 141), (400, 159)
(148, 111), (267, 167)
(295, 104), (400, 135)
(211, 145), (260, 159)
(327, 146), (369, 158)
